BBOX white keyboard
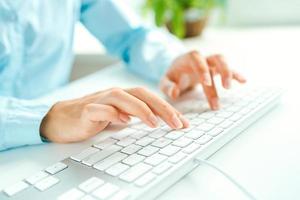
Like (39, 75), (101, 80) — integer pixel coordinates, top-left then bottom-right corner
(1, 86), (282, 200)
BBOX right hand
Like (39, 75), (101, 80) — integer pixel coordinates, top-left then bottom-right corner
(40, 87), (189, 143)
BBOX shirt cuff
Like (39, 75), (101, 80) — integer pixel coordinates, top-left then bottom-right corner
(1, 101), (53, 151)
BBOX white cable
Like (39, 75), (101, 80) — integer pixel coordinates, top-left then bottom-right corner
(194, 158), (257, 200)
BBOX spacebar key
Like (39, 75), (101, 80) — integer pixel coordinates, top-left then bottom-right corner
(119, 163), (152, 182)
(82, 145), (121, 166)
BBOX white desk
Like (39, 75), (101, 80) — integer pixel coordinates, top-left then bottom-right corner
(1, 27), (300, 200)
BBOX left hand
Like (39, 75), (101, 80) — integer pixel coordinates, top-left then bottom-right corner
(160, 50), (247, 110)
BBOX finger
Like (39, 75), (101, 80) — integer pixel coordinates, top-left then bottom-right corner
(83, 103), (130, 123)
(232, 70), (247, 83)
(127, 87), (189, 129)
(101, 88), (159, 128)
(160, 77), (181, 100)
(202, 72), (219, 110)
(188, 50), (212, 86)
(208, 55), (232, 89)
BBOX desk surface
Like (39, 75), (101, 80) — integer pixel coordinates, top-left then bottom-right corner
(1, 27), (300, 200)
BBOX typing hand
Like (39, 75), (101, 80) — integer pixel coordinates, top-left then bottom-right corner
(160, 51), (247, 110)
(40, 87), (189, 143)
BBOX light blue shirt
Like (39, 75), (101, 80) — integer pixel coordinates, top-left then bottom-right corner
(0, 0), (185, 151)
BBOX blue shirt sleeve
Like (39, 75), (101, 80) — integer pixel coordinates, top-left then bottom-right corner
(80, 0), (186, 82)
(0, 97), (53, 151)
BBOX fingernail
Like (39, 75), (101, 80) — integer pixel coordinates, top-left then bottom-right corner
(171, 114), (183, 129)
(203, 73), (212, 86)
(224, 78), (231, 89)
(148, 114), (159, 127)
(179, 115), (189, 128)
(119, 114), (130, 123)
(211, 98), (219, 110)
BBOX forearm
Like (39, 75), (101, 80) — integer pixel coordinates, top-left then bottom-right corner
(80, 0), (186, 82)
(124, 28), (186, 82)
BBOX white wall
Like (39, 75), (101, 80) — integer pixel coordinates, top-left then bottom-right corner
(226, 0), (300, 26)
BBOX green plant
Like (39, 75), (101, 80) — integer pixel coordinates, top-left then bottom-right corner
(144, 0), (224, 38)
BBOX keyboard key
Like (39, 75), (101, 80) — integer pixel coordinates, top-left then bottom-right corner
(195, 135), (213, 145)
(182, 143), (201, 154)
(198, 112), (215, 119)
(151, 138), (172, 148)
(119, 163), (152, 182)
(70, 147), (99, 162)
(82, 145), (122, 166)
(247, 102), (260, 109)
(196, 123), (215, 132)
(207, 117), (224, 125)
(160, 125), (172, 132)
(207, 128), (223, 137)
(81, 195), (97, 200)
(181, 125), (196, 133)
(169, 152), (187, 163)
(229, 113), (242, 121)
(189, 118), (205, 125)
(3, 181), (29, 197)
(149, 129), (167, 139)
(225, 105), (242, 112)
(172, 137), (192, 148)
(94, 152), (127, 171)
(152, 162), (172, 175)
(94, 138), (117, 150)
(135, 173), (156, 187)
(219, 120), (233, 129)
(116, 137), (136, 147)
(137, 146), (159, 157)
(135, 137), (155, 147)
(184, 130), (204, 139)
(239, 108), (252, 115)
(45, 162), (67, 175)
(34, 176), (59, 191)
(159, 145), (181, 156)
(110, 190), (130, 200)
(122, 154), (145, 166)
(121, 144), (142, 155)
(112, 128), (136, 140)
(183, 113), (198, 119)
(130, 130), (149, 139)
(78, 177), (104, 193)
(25, 171), (49, 185)
(144, 153), (167, 166)
(57, 188), (84, 200)
(106, 163), (130, 177)
(92, 183), (119, 199)
(216, 111), (233, 118)
(164, 131), (185, 140)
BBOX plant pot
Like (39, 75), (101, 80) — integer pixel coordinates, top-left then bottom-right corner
(166, 9), (209, 38)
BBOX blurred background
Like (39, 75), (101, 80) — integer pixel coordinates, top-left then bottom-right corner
(71, 0), (300, 80)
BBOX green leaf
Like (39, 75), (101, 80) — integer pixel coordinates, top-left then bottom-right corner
(153, 0), (166, 26)
(171, 3), (185, 38)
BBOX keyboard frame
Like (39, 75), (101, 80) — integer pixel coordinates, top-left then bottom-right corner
(0, 88), (282, 200)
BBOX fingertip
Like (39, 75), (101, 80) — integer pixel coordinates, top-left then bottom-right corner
(171, 86), (180, 100)
(233, 73), (247, 83)
(223, 77), (232, 89)
(210, 97), (220, 110)
(179, 115), (189, 128)
(119, 113), (131, 123)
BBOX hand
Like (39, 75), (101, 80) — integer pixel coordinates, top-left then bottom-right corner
(40, 87), (189, 143)
(160, 51), (246, 110)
